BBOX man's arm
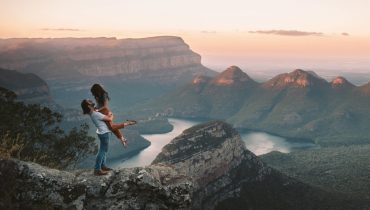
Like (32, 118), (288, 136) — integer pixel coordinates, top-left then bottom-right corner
(95, 111), (113, 122)
(102, 112), (113, 122)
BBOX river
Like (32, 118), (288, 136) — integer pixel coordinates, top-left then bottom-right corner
(114, 118), (315, 168)
(113, 118), (199, 168)
(241, 132), (315, 155)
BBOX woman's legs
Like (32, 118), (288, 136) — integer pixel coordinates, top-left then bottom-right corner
(95, 133), (109, 170)
(97, 109), (134, 147)
(98, 109), (125, 139)
(105, 120), (125, 139)
(110, 122), (126, 130)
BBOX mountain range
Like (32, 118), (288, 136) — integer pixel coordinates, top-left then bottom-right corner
(136, 66), (370, 146)
(0, 36), (213, 80)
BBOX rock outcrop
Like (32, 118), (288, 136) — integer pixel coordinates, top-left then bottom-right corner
(153, 121), (268, 209)
(0, 121), (364, 209)
(0, 159), (192, 210)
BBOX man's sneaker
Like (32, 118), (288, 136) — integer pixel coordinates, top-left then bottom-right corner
(94, 169), (108, 176)
(101, 166), (112, 171)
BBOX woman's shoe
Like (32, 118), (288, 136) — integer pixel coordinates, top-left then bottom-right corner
(126, 119), (137, 125)
(120, 137), (128, 148)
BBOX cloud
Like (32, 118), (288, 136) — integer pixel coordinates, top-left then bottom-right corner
(201, 30), (217, 34)
(249, 30), (324, 36)
(341, 32), (349, 36)
(40, 28), (81, 32)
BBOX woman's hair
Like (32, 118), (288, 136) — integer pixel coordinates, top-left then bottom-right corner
(81, 99), (91, 114)
(90, 84), (110, 106)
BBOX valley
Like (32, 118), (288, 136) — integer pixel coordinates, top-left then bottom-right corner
(1, 36), (370, 209)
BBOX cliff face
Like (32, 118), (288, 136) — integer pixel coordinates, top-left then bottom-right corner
(0, 121), (364, 210)
(153, 121), (269, 209)
(0, 36), (213, 80)
(0, 68), (52, 105)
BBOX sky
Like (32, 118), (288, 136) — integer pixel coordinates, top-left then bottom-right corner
(1, 0), (370, 72)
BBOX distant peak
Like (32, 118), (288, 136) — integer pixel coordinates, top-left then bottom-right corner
(331, 76), (354, 88)
(225, 65), (243, 73)
(263, 69), (327, 88)
(211, 66), (255, 85)
(291, 69), (320, 78)
(292, 69), (306, 74)
(282, 69), (313, 87)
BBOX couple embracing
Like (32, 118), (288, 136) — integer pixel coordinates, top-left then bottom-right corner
(81, 84), (136, 176)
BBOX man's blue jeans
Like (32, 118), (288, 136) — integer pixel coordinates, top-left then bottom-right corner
(95, 132), (110, 170)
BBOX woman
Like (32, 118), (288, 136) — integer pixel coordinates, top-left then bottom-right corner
(90, 84), (135, 147)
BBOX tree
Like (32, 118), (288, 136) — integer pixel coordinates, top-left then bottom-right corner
(0, 87), (97, 169)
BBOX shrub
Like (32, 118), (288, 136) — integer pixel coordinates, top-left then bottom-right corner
(0, 87), (97, 169)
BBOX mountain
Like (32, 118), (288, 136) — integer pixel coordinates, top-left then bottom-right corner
(262, 69), (329, 89)
(210, 65), (256, 86)
(135, 67), (370, 146)
(0, 68), (52, 105)
(136, 65), (258, 119)
(1, 121), (366, 209)
(233, 69), (333, 137)
(0, 36), (215, 110)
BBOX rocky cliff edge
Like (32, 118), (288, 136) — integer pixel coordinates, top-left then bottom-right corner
(0, 121), (364, 210)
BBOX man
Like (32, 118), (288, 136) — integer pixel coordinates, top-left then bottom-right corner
(81, 99), (128, 176)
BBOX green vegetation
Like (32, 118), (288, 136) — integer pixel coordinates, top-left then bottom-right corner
(0, 87), (97, 169)
(261, 145), (370, 201)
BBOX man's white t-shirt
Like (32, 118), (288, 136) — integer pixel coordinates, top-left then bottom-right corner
(90, 111), (111, 134)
